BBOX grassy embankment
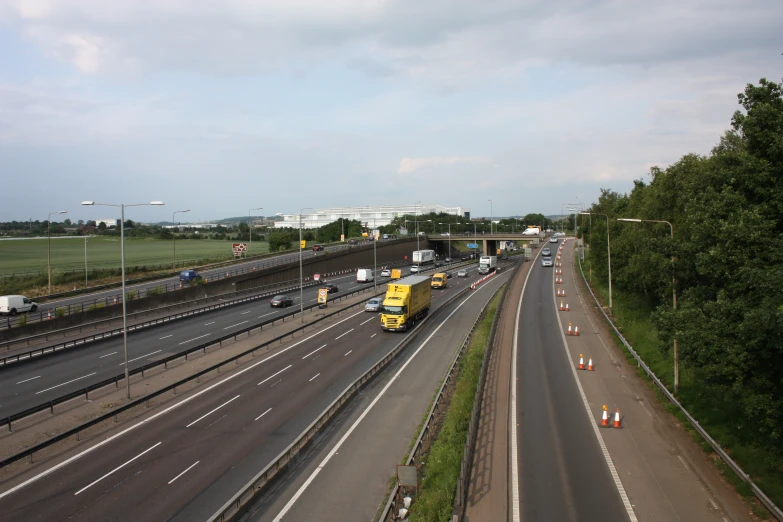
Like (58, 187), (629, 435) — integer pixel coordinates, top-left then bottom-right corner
(580, 257), (780, 518)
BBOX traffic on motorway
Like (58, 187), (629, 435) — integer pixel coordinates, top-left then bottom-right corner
(0, 259), (513, 521)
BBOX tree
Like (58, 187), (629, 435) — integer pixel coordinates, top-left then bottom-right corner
(269, 232), (293, 252)
(98, 222), (107, 233)
(63, 218), (72, 227)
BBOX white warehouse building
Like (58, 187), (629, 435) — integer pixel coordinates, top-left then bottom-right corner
(275, 204), (471, 229)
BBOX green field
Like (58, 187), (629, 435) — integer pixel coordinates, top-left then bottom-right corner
(0, 238), (269, 276)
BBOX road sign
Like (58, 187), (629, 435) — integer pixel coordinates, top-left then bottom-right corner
(317, 288), (328, 305)
(301, 240), (307, 249)
(232, 243), (247, 258)
(313, 273), (321, 281)
(467, 243), (478, 249)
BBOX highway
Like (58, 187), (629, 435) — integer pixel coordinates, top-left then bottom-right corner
(0, 262), (500, 521)
(0, 263), (444, 420)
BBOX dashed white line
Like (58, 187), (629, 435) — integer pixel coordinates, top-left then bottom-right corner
(241, 311), (251, 315)
(168, 461), (200, 485)
(335, 328), (354, 340)
(302, 344), (327, 359)
(120, 350), (162, 366)
(204, 321), (215, 326)
(344, 350), (352, 356)
(370, 333), (377, 338)
(98, 351), (117, 359)
(255, 408), (272, 421)
(223, 321), (249, 330)
(159, 334), (173, 339)
(16, 376), (41, 385)
(360, 317), (374, 325)
(258, 365), (292, 385)
(677, 455), (690, 471)
(186, 395), (240, 428)
(179, 333), (211, 345)
(74, 442), (162, 495)
(35, 372), (97, 395)
(308, 373), (320, 382)
(258, 312), (275, 319)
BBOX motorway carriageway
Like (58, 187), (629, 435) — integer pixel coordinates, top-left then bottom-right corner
(0, 263), (441, 420)
(0, 262), (510, 522)
(24, 241), (358, 316)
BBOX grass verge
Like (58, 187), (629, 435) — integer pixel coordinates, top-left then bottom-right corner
(580, 257), (781, 518)
(407, 291), (501, 522)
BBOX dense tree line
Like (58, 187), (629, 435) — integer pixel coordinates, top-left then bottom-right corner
(583, 79), (783, 452)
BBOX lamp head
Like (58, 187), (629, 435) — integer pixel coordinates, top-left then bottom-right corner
(81, 201), (94, 206)
(150, 201), (164, 206)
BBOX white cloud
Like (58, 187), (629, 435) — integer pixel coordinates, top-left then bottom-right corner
(398, 156), (493, 174)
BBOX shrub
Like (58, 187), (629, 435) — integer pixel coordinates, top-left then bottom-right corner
(15, 314), (27, 327)
(126, 290), (137, 301)
(55, 307), (67, 318)
(147, 286), (164, 296)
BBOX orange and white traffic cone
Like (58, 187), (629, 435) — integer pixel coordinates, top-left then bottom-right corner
(600, 405), (609, 427)
(578, 354), (585, 370)
(565, 303), (570, 311)
(113, 296), (118, 305)
(47, 310), (52, 320)
(556, 288), (561, 297)
(587, 356), (594, 371)
(567, 323), (573, 336)
(560, 301), (565, 311)
(613, 408), (622, 428)
(574, 325), (579, 336)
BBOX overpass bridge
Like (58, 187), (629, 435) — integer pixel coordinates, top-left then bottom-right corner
(422, 232), (546, 257)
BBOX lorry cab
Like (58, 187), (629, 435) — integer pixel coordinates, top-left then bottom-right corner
(431, 273), (448, 289)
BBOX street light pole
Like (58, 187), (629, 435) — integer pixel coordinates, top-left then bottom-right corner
(84, 237), (88, 288)
(172, 209), (190, 270)
(299, 207), (315, 322)
(618, 217), (678, 391)
(439, 223), (453, 259)
(373, 216), (377, 292)
(82, 200), (164, 400)
(47, 210), (67, 294)
(248, 207), (263, 257)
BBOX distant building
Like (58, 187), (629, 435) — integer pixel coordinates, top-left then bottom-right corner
(162, 223), (219, 230)
(275, 204), (471, 230)
(96, 219), (120, 228)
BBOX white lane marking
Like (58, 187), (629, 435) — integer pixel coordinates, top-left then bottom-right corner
(223, 321), (249, 330)
(0, 310), (365, 501)
(159, 335), (173, 339)
(168, 461), (200, 485)
(179, 333), (210, 345)
(16, 376), (41, 384)
(370, 333), (377, 338)
(258, 365), (293, 385)
(344, 350), (352, 356)
(255, 408), (272, 421)
(98, 351), (117, 359)
(335, 329), (354, 340)
(120, 350), (162, 366)
(258, 312), (275, 319)
(360, 317), (374, 325)
(270, 379), (282, 387)
(510, 249), (541, 522)
(35, 372), (97, 395)
(302, 344), (327, 359)
(186, 395), (240, 428)
(308, 373), (320, 382)
(553, 276), (638, 521)
(241, 311), (251, 315)
(74, 442), (162, 496)
(310, 298), (317, 302)
(677, 455), (690, 471)
(271, 280), (485, 522)
(204, 321), (215, 326)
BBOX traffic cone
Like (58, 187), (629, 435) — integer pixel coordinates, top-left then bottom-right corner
(613, 409), (622, 428)
(587, 356), (594, 371)
(47, 310), (52, 320)
(565, 303), (570, 311)
(600, 405), (609, 427)
(567, 323), (573, 335)
(561, 288), (566, 297)
(574, 325), (579, 336)
(113, 296), (118, 304)
(560, 301), (564, 311)
(578, 354), (585, 370)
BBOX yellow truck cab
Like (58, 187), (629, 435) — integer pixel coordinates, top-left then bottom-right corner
(381, 275), (432, 332)
(431, 273), (448, 289)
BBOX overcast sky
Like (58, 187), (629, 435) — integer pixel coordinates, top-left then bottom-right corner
(1, 0), (781, 223)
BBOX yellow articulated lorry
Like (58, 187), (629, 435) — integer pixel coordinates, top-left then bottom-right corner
(431, 272), (448, 289)
(381, 275), (432, 332)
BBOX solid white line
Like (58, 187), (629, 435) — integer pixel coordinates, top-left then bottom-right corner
(241, 311), (251, 315)
(74, 442), (162, 495)
(223, 321), (248, 330)
(344, 350), (352, 356)
(179, 333), (210, 345)
(159, 334), (173, 339)
(552, 261), (638, 521)
(98, 351), (117, 359)
(204, 321), (215, 326)
(370, 333), (377, 338)
(0, 309), (366, 502)
(168, 461), (200, 485)
(302, 345), (327, 359)
(335, 329), (354, 340)
(186, 395), (240, 428)
(255, 408), (272, 421)
(16, 376), (41, 385)
(360, 317), (374, 325)
(35, 372), (97, 395)
(258, 365), (293, 385)
(271, 281), (486, 521)
(120, 350), (162, 366)
(308, 373), (320, 382)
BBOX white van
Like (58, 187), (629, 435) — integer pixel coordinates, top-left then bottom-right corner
(0, 295), (39, 315)
(356, 268), (374, 283)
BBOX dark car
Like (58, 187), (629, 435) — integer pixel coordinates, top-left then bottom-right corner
(312, 244), (324, 251)
(179, 269), (202, 283)
(270, 295), (293, 307)
(349, 239), (358, 245)
(323, 283), (339, 293)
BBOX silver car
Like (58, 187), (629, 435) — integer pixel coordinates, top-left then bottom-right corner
(381, 268), (391, 277)
(410, 265), (420, 273)
(541, 248), (551, 256)
(541, 257), (553, 267)
(365, 298), (382, 312)
(457, 269), (468, 277)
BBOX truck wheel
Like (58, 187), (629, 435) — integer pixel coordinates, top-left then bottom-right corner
(10, 309), (17, 316)
(31, 305), (38, 312)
